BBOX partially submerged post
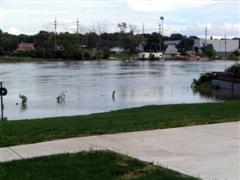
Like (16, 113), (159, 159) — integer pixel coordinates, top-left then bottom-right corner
(19, 94), (27, 106)
(0, 82), (8, 121)
(112, 90), (116, 101)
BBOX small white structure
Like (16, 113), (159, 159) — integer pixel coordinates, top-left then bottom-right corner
(163, 41), (180, 59)
(110, 47), (124, 54)
(138, 52), (163, 60)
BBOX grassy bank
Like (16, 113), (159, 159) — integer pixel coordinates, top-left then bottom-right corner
(109, 53), (136, 61)
(0, 55), (133, 62)
(0, 56), (64, 62)
(0, 56), (108, 62)
(0, 151), (197, 180)
(0, 101), (240, 147)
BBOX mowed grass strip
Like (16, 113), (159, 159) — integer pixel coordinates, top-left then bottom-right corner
(0, 101), (240, 147)
(0, 151), (198, 180)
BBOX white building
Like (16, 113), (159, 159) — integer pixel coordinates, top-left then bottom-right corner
(138, 52), (163, 60)
(164, 41), (180, 59)
(164, 40), (181, 46)
(110, 47), (124, 54)
(194, 39), (239, 56)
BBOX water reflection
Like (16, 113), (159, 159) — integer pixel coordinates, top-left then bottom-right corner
(19, 104), (27, 112)
(198, 89), (240, 100)
(1, 60), (237, 120)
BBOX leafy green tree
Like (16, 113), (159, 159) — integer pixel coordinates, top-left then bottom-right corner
(225, 64), (240, 76)
(233, 50), (240, 57)
(18, 34), (34, 43)
(84, 32), (99, 49)
(102, 47), (110, 59)
(189, 36), (199, 40)
(170, 34), (186, 40)
(34, 31), (55, 58)
(144, 33), (160, 52)
(0, 31), (18, 54)
(177, 38), (194, 55)
(201, 44), (216, 58)
(123, 33), (142, 54)
(0, 29), (202, 60)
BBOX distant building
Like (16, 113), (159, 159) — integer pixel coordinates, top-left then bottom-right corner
(194, 39), (240, 57)
(138, 52), (163, 60)
(17, 43), (35, 51)
(56, 45), (64, 51)
(164, 40), (181, 46)
(164, 41), (180, 59)
(136, 43), (145, 52)
(110, 47), (124, 54)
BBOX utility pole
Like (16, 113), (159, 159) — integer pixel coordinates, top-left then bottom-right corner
(76, 19), (79, 44)
(204, 25), (208, 45)
(142, 23), (145, 52)
(142, 23), (145, 35)
(225, 34), (227, 57)
(160, 16), (164, 52)
(159, 22), (162, 52)
(54, 18), (57, 50)
(0, 82), (7, 121)
(161, 17), (164, 40)
(0, 82), (3, 121)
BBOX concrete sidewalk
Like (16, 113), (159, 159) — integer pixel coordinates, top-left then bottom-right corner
(1, 122), (239, 180)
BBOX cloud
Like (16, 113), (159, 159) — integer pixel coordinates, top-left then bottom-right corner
(168, 23), (240, 38)
(126, 0), (216, 12)
(2, 0), (239, 38)
(3, 9), (70, 17)
(7, 27), (23, 35)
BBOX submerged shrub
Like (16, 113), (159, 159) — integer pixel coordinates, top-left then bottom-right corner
(225, 64), (240, 76)
(191, 73), (213, 89)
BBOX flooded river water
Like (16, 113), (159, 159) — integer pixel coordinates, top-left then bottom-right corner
(0, 60), (237, 120)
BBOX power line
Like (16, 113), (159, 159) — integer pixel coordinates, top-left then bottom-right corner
(225, 34), (227, 57)
(160, 16), (164, 52)
(76, 19), (79, 44)
(54, 18), (57, 50)
(205, 25), (208, 45)
(142, 22), (145, 35)
(160, 16), (164, 38)
(159, 22), (161, 52)
(142, 22), (145, 52)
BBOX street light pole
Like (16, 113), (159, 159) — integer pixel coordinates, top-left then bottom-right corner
(54, 18), (57, 50)
(159, 23), (161, 52)
(0, 82), (3, 121)
(160, 16), (164, 52)
(0, 82), (7, 121)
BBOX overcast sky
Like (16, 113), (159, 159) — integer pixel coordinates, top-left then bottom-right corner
(0, 0), (239, 38)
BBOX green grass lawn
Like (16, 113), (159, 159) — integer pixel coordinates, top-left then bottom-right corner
(0, 101), (240, 147)
(0, 151), (197, 180)
(109, 53), (136, 60)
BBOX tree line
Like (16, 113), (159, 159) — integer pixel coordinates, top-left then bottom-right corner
(0, 28), (220, 60)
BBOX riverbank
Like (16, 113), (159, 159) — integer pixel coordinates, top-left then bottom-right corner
(0, 55), (134, 62)
(0, 101), (239, 147)
(1, 55), (239, 62)
(0, 150), (197, 180)
(0, 56), (75, 62)
(108, 53), (136, 61)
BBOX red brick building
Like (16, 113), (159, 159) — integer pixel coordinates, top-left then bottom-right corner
(17, 43), (35, 51)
